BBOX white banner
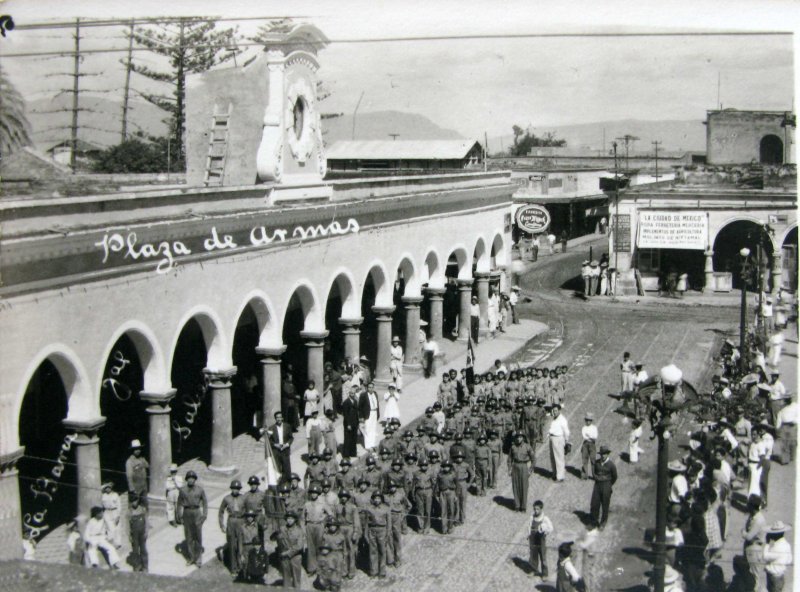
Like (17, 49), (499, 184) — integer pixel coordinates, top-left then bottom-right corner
(637, 211), (707, 250)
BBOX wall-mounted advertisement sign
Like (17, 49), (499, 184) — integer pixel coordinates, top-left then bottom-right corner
(515, 205), (551, 233)
(637, 211), (707, 250)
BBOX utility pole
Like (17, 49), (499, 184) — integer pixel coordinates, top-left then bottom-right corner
(484, 131), (489, 171)
(120, 19), (135, 142)
(70, 18), (81, 173)
(652, 140), (662, 181)
(388, 134), (399, 141)
(613, 141), (620, 270)
(352, 91), (364, 140)
(616, 134), (639, 171)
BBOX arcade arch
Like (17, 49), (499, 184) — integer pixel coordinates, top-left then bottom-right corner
(712, 219), (776, 291)
(760, 134), (784, 165)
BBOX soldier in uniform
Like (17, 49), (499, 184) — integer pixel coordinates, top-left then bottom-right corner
(413, 459), (435, 534)
(128, 494), (148, 572)
(243, 476), (267, 536)
(316, 544), (342, 592)
(508, 432), (536, 512)
(353, 477), (373, 550)
(383, 458), (406, 495)
(385, 479), (410, 566)
(165, 463), (183, 527)
(219, 479), (246, 576)
(360, 455), (383, 490)
(287, 474), (306, 525)
(177, 470), (207, 567)
(320, 478), (339, 513)
(321, 447), (338, 479)
(335, 489), (361, 579)
(335, 458), (359, 493)
(474, 434), (492, 496)
(274, 511), (305, 588)
(305, 452), (328, 489)
(240, 509), (267, 584)
(376, 448), (394, 476)
(304, 482), (332, 576)
(436, 461), (458, 534)
(487, 429), (503, 489)
(320, 518), (345, 578)
(590, 445), (617, 531)
(125, 439), (149, 505)
(365, 491), (390, 578)
(452, 453), (473, 524)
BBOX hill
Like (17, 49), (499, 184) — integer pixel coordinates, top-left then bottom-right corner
(27, 95), (169, 151)
(322, 110), (464, 145)
(488, 119), (706, 156)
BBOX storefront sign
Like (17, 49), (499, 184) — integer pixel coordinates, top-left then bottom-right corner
(637, 211), (707, 250)
(515, 205), (551, 233)
(613, 214), (631, 251)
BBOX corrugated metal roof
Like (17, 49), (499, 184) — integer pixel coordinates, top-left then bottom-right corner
(326, 140), (482, 160)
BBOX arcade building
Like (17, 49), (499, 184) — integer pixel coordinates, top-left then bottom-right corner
(0, 24), (516, 557)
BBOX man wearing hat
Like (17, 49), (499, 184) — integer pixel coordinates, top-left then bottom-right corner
(240, 509), (267, 584)
(776, 393), (797, 465)
(219, 479), (246, 576)
(590, 445), (617, 531)
(589, 260), (600, 295)
(177, 470), (208, 567)
(390, 336), (404, 390)
(165, 463), (183, 527)
(365, 490), (390, 578)
(547, 404), (570, 482)
(763, 521), (792, 592)
(580, 413), (598, 480)
(556, 541), (583, 591)
(668, 460), (688, 504)
(125, 439), (149, 505)
(581, 260), (592, 297)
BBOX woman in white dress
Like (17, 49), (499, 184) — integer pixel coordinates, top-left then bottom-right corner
(599, 263), (609, 296)
(384, 384), (401, 422)
(487, 289), (500, 337)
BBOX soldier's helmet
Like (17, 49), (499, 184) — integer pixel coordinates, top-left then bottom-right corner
(419, 459), (429, 467)
(309, 452), (320, 461)
(309, 482), (322, 494)
(429, 450), (440, 459)
(477, 435), (487, 443)
(366, 455), (377, 466)
(403, 430), (414, 439)
(380, 448), (391, 457)
(321, 478), (332, 489)
(338, 489), (351, 499)
(433, 402), (442, 410)
(391, 458), (403, 468)
(278, 483), (291, 494)
(358, 477), (371, 487)
(230, 479), (242, 490)
(371, 491), (384, 502)
(247, 475), (261, 486)
(425, 407), (434, 414)
(285, 511), (298, 521)
(453, 452), (465, 460)
(441, 461), (453, 470)
(405, 452), (418, 462)
(429, 432), (439, 440)
(325, 517), (339, 529)
(340, 458), (352, 467)
(322, 447), (333, 457)
(290, 473), (301, 482)
(186, 470), (198, 480)
(453, 432), (463, 442)
(387, 479), (399, 490)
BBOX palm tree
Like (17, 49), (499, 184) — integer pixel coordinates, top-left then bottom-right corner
(0, 65), (31, 157)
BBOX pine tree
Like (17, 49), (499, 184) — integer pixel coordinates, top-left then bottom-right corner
(130, 18), (240, 164)
(0, 65), (32, 157)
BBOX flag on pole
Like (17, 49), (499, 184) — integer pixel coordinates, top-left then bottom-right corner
(465, 335), (476, 388)
(264, 432), (280, 488)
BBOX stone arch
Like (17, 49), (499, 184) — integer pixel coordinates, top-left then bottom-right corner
(779, 223), (797, 249)
(490, 231), (507, 267)
(324, 268), (360, 319)
(711, 216), (777, 254)
(363, 260), (393, 307)
(233, 291), (280, 348)
(424, 248), (445, 288)
(760, 134), (783, 165)
(394, 253), (420, 297)
(169, 307), (230, 372)
(16, 345), (95, 432)
(446, 244), (470, 279)
(97, 321), (168, 394)
(473, 235), (490, 273)
(283, 281), (324, 332)
(712, 218), (776, 290)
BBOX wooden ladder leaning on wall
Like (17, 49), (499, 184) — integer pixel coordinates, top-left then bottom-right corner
(203, 103), (233, 187)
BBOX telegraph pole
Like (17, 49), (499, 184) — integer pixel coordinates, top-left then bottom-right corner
(652, 140), (662, 181)
(613, 141), (619, 270)
(120, 19), (135, 142)
(69, 18), (82, 173)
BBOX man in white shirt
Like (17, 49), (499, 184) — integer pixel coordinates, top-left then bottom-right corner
(768, 371), (786, 424)
(470, 296), (481, 344)
(668, 460), (688, 504)
(531, 235), (540, 262)
(580, 413), (598, 480)
(581, 260), (592, 297)
(776, 394), (797, 465)
(509, 287), (520, 324)
(422, 335), (440, 378)
(763, 521), (792, 592)
(548, 404), (570, 482)
(389, 336), (404, 390)
(633, 363), (649, 420)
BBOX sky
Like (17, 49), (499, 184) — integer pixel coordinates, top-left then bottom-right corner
(1, 0), (797, 141)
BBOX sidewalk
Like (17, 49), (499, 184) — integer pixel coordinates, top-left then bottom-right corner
(34, 318), (550, 576)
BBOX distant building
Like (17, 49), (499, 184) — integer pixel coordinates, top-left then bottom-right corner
(705, 109), (796, 165)
(326, 140), (484, 173)
(501, 146), (698, 171)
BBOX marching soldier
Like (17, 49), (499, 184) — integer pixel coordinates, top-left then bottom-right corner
(219, 479), (246, 576)
(508, 432), (535, 512)
(177, 470), (207, 567)
(413, 459), (435, 534)
(452, 452), (473, 524)
(365, 491), (390, 578)
(487, 429), (503, 489)
(335, 489), (361, 579)
(274, 511), (305, 588)
(474, 434), (492, 496)
(385, 479), (410, 566)
(436, 461), (458, 534)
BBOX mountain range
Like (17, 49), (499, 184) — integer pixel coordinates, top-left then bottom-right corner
(24, 95), (706, 155)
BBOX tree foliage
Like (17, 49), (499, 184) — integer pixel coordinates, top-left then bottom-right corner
(509, 125), (566, 156)
(0, 65), (32, 157)
(130, 18), (241, 164)
(92, 132), (181, 173)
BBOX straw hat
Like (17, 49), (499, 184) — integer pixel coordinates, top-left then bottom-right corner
(664, 565), (681, 584)
(767, 521), (791, 535)
(667, 460), (687, 472)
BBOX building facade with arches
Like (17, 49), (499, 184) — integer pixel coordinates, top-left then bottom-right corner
(0, 23), (516, 557)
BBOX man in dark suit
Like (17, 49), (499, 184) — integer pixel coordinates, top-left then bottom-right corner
(341, 387), (361, 459)
(269, 412), (293, 478)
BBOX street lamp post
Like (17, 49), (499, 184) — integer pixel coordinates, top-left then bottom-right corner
(652, 364), (684, 592)
(739, 247), (751, 374)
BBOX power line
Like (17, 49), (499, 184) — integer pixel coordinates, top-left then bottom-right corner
(1, 30), (792, 59)
(13, 15), (309, 31)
